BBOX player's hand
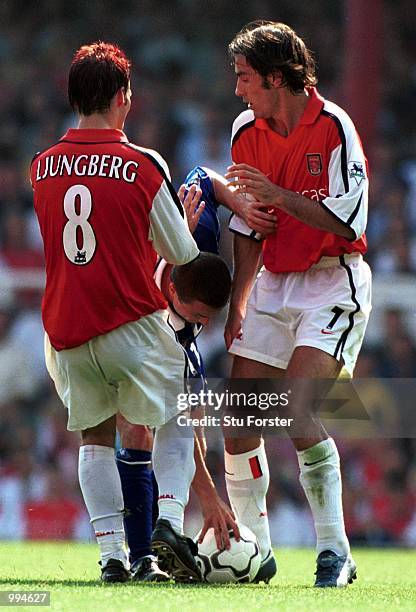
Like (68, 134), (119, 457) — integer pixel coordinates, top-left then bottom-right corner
(238, 195), (277, 235)
(226, 163), (283, 207)
(230, 189), (277, 235)
(198, 493), (240, 550)
(224, 307), (244, 350)
(178, 183), (205, 234)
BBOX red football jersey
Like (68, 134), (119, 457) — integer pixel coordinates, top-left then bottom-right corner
(31, 128), (198, 350)
(230, 88), (368, 273)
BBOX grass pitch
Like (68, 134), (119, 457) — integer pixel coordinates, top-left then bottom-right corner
(1, 543), (415, 611)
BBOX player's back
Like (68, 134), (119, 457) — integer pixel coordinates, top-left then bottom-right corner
(32, 128), (170, 350)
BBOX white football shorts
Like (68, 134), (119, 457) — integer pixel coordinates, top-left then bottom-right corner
(45, 310), (186, 431)
(229, 254), (372, 376)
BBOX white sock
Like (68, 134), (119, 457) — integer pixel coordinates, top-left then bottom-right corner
(297, 438), (350, 556)
(225, 440), (271, 560)
(153, 417), (195, 534)
(78, 445), (128, 567)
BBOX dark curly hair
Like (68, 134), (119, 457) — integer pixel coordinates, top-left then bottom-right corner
(229, 21), (317, 94)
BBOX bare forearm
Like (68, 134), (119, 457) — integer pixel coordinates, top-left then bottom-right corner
(230, 235), (262, 311)
(276, 188), (354, 240)
(202, 167), (277, 234)
(192, 434), (216, 499)
(226, 163), (354, 240)
(193, 432), (240, 548)
(202, 168), (242, 215)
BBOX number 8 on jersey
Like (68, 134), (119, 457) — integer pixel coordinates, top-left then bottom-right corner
(63, 184), (96, 265)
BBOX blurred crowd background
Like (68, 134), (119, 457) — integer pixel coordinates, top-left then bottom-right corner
(1, 0), (416, 547)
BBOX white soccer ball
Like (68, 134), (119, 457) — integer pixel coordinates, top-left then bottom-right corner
(196, 523), (261, 583)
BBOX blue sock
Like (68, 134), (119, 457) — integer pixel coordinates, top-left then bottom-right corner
(116, 448), (153, 564)
(151, 469), (159, 528)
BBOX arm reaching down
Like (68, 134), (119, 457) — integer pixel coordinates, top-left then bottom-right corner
(225, 235), (262, 350)
(192, 434), (240, 550)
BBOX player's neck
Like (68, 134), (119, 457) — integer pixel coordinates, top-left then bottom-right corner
(77, 112), (123, 131)
(267, 89), (309, 136)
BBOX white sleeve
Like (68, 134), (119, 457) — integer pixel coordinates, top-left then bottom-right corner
(149, 180), (199, 265)
(321, 104), (368, 240)
(228, 213), (263, 241)
(227, 110), (263, 241)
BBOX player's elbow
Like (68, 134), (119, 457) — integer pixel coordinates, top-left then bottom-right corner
(343, 225), (357, 241)
(165, 250), (201, 266)
(349, 216), (367, 242)
(352, 227), (364, 241)
(345, 194), (367, 241)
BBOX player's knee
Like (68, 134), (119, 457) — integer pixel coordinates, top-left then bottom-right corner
(81, 415), (116, 447)
(231, 355), (255, 378)
(224, 436), (262, 455)
(117, 416), (153, 450)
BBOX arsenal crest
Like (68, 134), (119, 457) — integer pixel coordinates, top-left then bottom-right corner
(306, 153), (322, 176)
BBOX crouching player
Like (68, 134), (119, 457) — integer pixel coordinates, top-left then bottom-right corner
(117, 248), (233, 581)
(116, 166), (272, 581)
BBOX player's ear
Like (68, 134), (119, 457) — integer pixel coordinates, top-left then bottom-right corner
(169, 281), (177, 300)
(115, 88), (128, 107)
(268, 71), (282, 88)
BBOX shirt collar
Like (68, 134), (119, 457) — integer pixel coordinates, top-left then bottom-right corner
(298, 87), (324, 125)
(60, 128), (129, 143)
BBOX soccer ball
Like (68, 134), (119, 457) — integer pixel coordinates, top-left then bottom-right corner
(195, 523), (261, 583)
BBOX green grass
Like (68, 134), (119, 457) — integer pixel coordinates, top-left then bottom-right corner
(1, 543), (415, 611)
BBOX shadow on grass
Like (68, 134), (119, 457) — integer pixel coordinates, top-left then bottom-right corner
(0, 578), (311, 589)
(0, 579), (100, 587)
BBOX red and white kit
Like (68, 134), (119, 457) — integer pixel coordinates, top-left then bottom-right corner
(32, 128), (199, 429)
(229, 88), (371, 374)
